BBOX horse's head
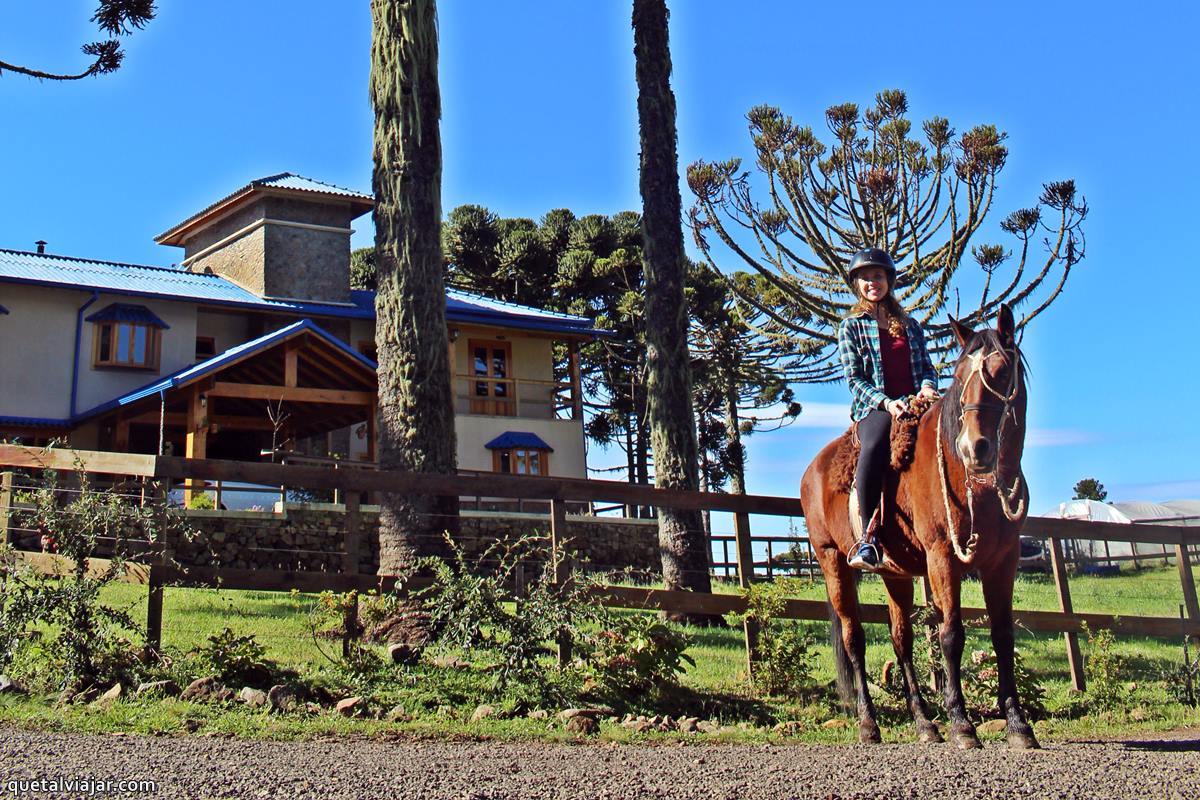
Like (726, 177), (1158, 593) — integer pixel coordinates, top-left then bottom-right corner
(941, 304), (1026, 475)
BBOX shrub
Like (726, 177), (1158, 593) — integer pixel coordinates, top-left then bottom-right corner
(1082, 622), (1128, 713)
(727, 578), (818, 698)
(579, 613), (694, 704)
(191, 627), (277, 688)
(415, 534), (600, 705)
(186, 493), (216, 510)
(962, 648), (1048, 721)
(1, 457), (190, 693)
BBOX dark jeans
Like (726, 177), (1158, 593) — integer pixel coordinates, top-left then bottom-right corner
(855, 408), (892, 535)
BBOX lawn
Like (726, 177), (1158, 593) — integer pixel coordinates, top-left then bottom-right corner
(95, 565), (1198, 706)
(2, 565), (1197, 744)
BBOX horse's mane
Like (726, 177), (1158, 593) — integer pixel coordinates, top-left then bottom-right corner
(938, 328), (1030, 448)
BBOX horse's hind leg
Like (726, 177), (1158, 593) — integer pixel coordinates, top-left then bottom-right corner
(882, 577), (942, 744)
(819, 547), (882, 744)
(926, 556), (981, 749)
(980, 561), (1040, 749)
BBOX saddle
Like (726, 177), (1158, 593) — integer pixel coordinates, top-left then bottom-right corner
(829, 393), (937, 495)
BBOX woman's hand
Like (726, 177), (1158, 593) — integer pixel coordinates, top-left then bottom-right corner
(919, 385), (939, 400)
(886, 398), (908, 419)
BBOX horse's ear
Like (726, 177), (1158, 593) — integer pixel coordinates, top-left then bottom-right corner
(949, 316), (974, 349)
(996, 303), (1015, 345)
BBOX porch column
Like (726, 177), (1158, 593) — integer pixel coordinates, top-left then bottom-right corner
(184, 385), (208, 505)
(365, 400), (377, 463)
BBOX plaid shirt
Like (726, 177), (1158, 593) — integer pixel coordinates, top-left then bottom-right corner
(838, 313), (938, 421)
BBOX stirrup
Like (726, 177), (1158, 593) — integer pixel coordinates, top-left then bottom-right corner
(848, 540), (883, 571)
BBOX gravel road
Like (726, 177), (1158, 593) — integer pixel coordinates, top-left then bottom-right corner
(1, 727), (1197, 799)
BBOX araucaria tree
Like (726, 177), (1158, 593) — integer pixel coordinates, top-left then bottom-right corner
(370, 0), (458, 575)
(0, 0), (154, 80)
(687, 90), (1088, 377)
(633, 0), (713, 603)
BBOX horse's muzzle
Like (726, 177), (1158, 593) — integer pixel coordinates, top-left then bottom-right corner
(961, 436), (997, 474)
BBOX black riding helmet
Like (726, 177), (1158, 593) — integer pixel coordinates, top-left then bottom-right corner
(847, 247), (897, 286)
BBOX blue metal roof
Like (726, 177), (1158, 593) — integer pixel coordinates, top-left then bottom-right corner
(484, 431), (554, 451)
(74, 319), (377, 423)
(0, 249), (606, 336)
(156, 172), (374, 244)
(255, 173), (372, 200)
(86, 302), (170, 329)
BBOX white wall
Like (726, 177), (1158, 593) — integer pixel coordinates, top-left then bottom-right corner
(455, 415), (587, 478)
(0, 284), (198, 419)
(196, 309), (254, 358)
(75, 293), (197, 413)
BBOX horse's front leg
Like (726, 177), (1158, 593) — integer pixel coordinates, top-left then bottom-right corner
(980, 556), (1040, 749)
(819, 547), (882, 744)
(882, 577), (943, 744)
(926, 553), (980, 749)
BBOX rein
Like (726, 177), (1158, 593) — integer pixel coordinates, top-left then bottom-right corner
(936, 343), (1027, 564)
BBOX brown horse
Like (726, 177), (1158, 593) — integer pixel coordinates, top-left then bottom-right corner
(800, 304), (1039, 749)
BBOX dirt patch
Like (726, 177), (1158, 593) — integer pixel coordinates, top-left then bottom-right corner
(1, 726), (1197, 799)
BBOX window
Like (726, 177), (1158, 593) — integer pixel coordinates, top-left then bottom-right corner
(468, 339), (514, 415)
(493, 448), (548, 475)
(93, 321), (161, 369)
(87, 303), (168, 370)
(357, 340), (378, 362)
(195, 336), (217, 361)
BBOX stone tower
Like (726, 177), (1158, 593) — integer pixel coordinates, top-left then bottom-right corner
(155, 173), (373, 305)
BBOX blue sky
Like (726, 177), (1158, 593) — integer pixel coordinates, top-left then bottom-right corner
(0, 1), (1191, 517)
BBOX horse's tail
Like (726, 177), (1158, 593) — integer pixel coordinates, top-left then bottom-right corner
(827, 598), (856, 712)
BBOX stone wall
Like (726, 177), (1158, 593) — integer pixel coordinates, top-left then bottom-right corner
(174, 504), (661, 578)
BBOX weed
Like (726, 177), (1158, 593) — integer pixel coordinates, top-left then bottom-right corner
(1082, 621), (1128, 713)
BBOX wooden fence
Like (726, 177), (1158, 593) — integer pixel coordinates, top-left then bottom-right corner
(1, 443), (1198, 691)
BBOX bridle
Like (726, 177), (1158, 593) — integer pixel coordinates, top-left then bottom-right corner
(936, 340), (1027, 563)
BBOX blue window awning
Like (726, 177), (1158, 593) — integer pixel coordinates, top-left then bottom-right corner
(484, 431), (553, 452)
(85, 302), (169, 329)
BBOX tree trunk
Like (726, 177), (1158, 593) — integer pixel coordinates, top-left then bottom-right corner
(632, 0), (714, 613)
(370, 0), (458, 577)
(724, 383), (746, 496)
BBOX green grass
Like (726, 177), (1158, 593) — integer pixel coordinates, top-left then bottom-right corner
(2, 565), (1198, 744)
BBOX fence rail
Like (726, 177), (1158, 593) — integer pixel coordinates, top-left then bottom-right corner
(2, 443), (1198, 693)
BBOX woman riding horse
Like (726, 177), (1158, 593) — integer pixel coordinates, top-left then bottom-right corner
(839, 248), (939, 570)
(802, 259), (1039, 749)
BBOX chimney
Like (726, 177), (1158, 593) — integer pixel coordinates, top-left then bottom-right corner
(35, 240), (46, 254)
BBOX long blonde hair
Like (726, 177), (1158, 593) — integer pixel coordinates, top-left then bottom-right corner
(850, 291), (907, 337)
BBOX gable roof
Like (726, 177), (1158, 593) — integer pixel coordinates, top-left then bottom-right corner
(155, 172), (374, 246)
(484, 431), (554, 451)
(0, 248), (606, 337)
(74, 319), (377, 423)
(86, 302), (170, 329)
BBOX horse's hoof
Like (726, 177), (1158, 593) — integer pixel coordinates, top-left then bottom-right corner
(1006, 730), (1040, 750)
(917, 724), (943, 744)
(859, 722), (882, 744)
(950, 727), (982, 750)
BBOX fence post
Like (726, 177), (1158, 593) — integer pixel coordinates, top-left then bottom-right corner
(1049, 535), (1086, 691)
(0, 471), (13, 547)
(733, 511), (759, 675)
(343, 492), (361, 575)
(550, 498), (572, 665)
(1175, 531), (1200, 641)
(145, 566), (164, 656)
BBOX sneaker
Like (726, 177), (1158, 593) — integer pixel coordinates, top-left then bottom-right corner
(848, 540), (883, 570)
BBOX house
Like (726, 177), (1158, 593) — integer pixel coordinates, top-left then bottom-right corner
(0, 174), (602, 482)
